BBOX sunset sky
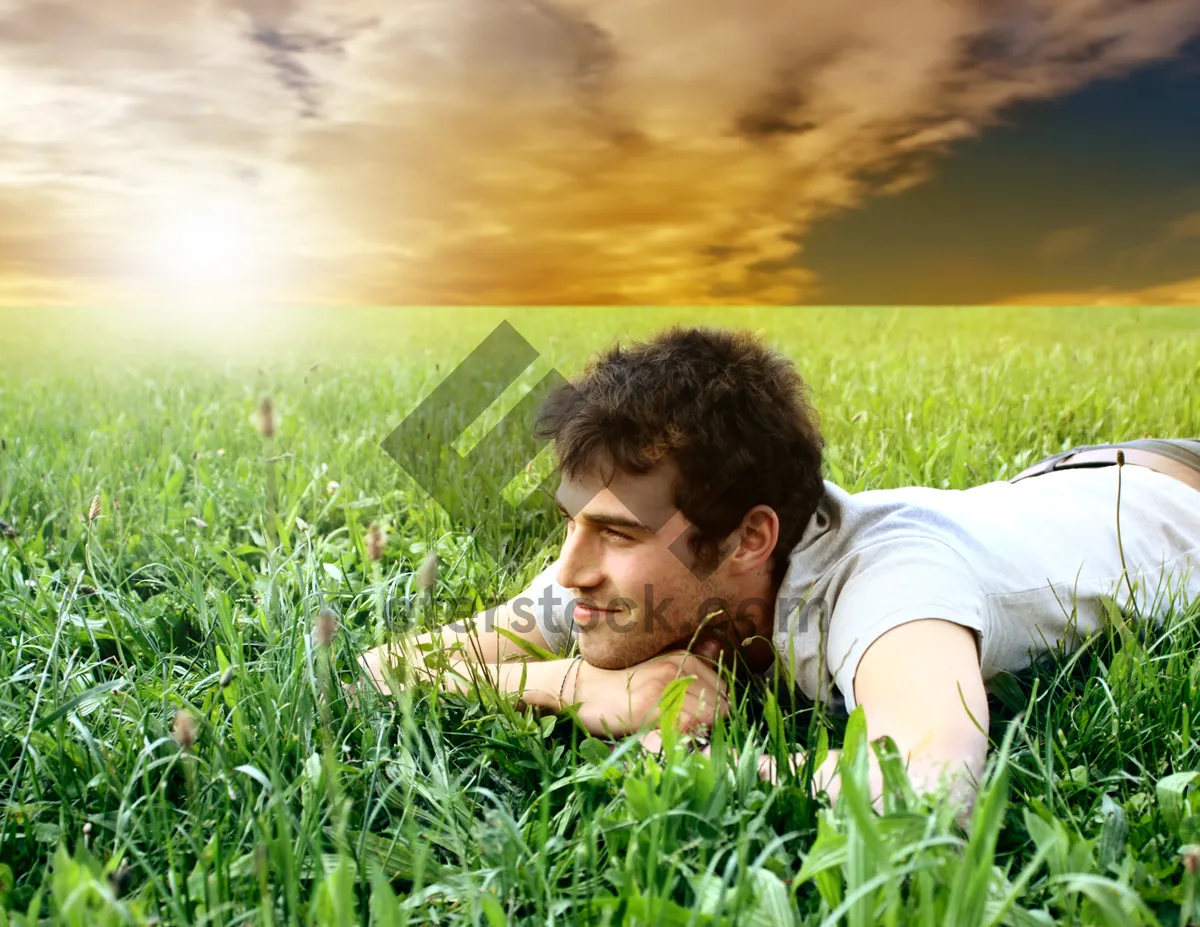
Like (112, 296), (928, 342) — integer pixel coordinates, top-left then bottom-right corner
(2, 0), (1199, 308)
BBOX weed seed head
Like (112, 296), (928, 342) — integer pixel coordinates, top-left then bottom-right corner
(256, 395), (277, 439)
(87, 494), (102, 523)
(417, 552), (438, 592)
(367, 522), (386, 562)
(172, 709), (197, 752)
(110, 860), (133, 898)
(314, 607), (338, 646)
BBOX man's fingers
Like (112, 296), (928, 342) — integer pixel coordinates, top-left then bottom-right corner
(694, 682), (730, 723)
(638, 730), (664, 754)
(357, 655), (390, 694)
(678, 687), (723, 729)
(689, 633), (731, 666)
(357, 649), (418, 697)
(636, 727), (713, 757)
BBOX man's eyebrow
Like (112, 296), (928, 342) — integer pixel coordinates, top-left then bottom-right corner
(554, 496), (652, 533)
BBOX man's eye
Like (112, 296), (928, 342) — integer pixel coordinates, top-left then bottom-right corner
(603, 527), (632, 541)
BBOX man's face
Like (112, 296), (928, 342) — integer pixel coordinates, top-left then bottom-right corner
(553, 461), (734, 669)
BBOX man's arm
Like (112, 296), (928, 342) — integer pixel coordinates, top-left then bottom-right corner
(374, 639), (728, 739)
(359, 595), (556, 694)
(445, 650), (728, 737)
(361, 557), (578, 691)
(758, 619), (989, 825)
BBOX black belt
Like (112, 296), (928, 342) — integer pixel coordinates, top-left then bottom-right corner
(1011, 444), (1200, 492)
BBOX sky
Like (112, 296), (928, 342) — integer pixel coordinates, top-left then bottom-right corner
(2, 0), (1199, 308)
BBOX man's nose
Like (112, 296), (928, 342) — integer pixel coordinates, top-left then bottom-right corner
(555, 525), (603, 593)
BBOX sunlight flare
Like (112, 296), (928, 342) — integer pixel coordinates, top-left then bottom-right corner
(139, 191), (275, 301)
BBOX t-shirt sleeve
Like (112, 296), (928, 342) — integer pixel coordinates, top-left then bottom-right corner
(508, 558), (577, 656)
(824, 537), (986, 713)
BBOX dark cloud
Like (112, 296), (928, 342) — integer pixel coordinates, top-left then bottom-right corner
(251, 25), (350, 117)
(733, 71), (817, 142)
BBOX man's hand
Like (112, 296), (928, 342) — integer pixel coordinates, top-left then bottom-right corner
(358, 641), (406, 695)
(849, 618), (989, 826)
(648, 620), (987, 831)
(567, 650), (729, 737)
(744, 620), (988, 828)
(746, 740), (979, 830)
(358, 592), (556, 695)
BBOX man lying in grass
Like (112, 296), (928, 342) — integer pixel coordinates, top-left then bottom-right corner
(361, 325), (1200, 820)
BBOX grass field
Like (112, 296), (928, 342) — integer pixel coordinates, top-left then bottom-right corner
(1, 306), (1199, 926)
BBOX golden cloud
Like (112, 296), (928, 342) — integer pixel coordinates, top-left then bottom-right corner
(1165, 210), (1200, 241)
(1001, 273), (1200, 306)
(2, 0), (1200, 306)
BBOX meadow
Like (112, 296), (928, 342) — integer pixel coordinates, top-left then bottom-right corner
(1, 305), (1199, 926)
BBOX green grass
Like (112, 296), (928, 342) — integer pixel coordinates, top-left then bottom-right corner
(1, 306), (1199, 926)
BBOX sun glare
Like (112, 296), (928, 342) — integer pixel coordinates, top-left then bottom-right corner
(117, 187), (309, 353)
(162, 206), (255, 284)
(142, 195), (269, 297)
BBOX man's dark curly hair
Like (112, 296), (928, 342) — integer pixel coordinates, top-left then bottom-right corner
(535, 325), (824, 586)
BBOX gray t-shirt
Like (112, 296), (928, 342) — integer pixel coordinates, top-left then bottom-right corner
(521, 466), (1200, 715)
(778, 466), (1200, 714)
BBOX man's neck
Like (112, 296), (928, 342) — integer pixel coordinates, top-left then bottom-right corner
(727, 571), (780, 674)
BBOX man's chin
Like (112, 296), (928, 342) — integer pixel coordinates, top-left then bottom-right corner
(578, 643), (631, 670)
(579, 637), (668, 670)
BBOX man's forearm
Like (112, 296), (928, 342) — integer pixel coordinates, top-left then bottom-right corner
(445, 653), (719, 739)
(434, 657), (576, 714)
(378, 644), (724, 740)
(361, 604), (536, 691)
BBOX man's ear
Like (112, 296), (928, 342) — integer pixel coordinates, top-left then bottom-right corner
(725, 505), (778, 576)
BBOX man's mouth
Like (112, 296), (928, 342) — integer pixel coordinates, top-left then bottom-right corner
(572, 602), (622, 625)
